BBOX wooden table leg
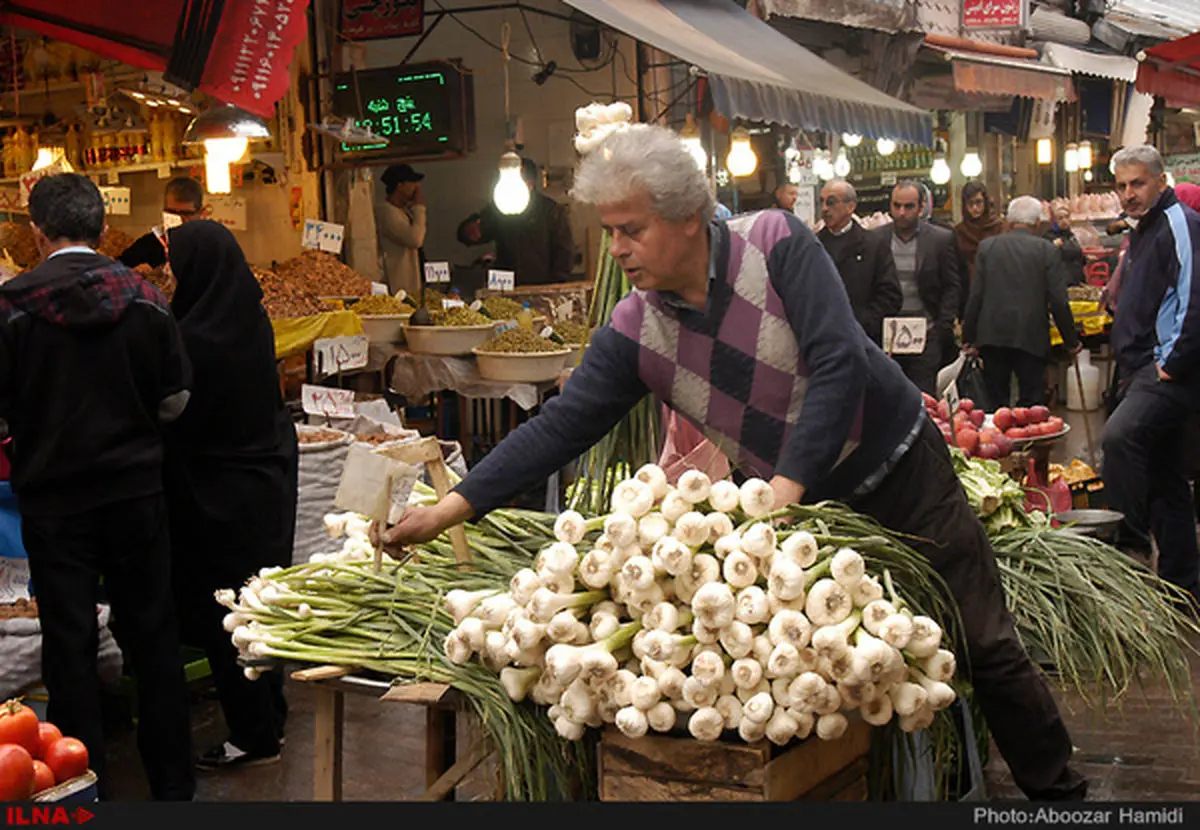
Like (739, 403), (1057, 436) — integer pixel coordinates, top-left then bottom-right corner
(313, 686), (345, 801)
(425, 707), (456, 801)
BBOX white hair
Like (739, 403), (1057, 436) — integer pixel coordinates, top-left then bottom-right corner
(1111, 145), (1165, 177)
(571, 124), (716, 223)
(1006, 195), (1044, 226)
(825, 178), (857, 203)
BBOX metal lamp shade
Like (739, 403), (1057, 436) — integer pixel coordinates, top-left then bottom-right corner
(183, 104), (272, 145)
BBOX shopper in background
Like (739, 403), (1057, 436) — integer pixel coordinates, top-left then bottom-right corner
(962, 195), (1080, 408)
(773, 182), (800, 213)
(0, 174), (194, 799)
(817, 178), (901, 345)
(1042, 200), (1084, 286)
(953, 180), (1004, 318)
(165, 220), (298, 770)
(1103, 145), (1200, 604)
(457, 157), (574, 285)
(381, 125), (1087, 802)
(376, 163), (426, 298)
(888, 180), (961, 393)
(118, 177), (207, 269)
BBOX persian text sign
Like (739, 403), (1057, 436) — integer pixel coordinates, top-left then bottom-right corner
(1167, 153), (1200, 185)
(341, 0), (424, 41)
(962, 0), (1025, 29)
(203, 0), (312, 120)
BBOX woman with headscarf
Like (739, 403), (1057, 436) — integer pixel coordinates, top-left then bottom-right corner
(954, 180), (1005, 318)
(164, 220), (298, 771)
(1042, 199), (1084, 285)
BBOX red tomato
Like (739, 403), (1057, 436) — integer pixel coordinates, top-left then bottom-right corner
(34, 723), (61, 761)
(43, 738), (88, 784)
(0, 744), (35, 801)
(31, 760), (54, 793)
(0, 699), (41, 757)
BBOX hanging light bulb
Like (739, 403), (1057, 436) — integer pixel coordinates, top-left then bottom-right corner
(815, 151), (835, 181)
(679, 114), (706, 172)
(1064, 143), (1080, 173)
(1084, 170), (1094, 182)
(876, 137), (896, 157)
(841, 133), (863, 148)
(726, 127), (758, 177)
(493, 150), (530, 215)
(960, 151), (983, 178)
(930, 153), (952, 185)
(32, 146), (63, 171)
(833, 149), (851, 177)
(183, 105), (270, 195)
(202, 137), (248, 195)
(1036, 138), (1053, 166)
(1077, 140), (1093, 170)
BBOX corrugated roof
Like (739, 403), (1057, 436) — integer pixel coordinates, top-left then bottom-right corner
(1106, 0), (1200, 40)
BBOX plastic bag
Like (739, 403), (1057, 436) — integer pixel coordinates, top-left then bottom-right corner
(658, 408), (730, 485)
(954, 355), (994, 413)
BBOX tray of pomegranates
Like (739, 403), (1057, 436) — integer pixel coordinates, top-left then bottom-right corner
(983, 405), (1069, 445)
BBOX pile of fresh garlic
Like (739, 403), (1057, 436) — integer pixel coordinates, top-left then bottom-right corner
(444, 466), (958, 745)
(573, 101), (633, 156)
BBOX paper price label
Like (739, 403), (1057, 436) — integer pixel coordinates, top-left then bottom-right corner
(883, 317), (928, 355)
(301, 384), (356, 418)
(0, 557), (30, 602)
(495, 319), (519, 334)
(487, 269), (515, 292)
(314, 335), (369, 376)
(424, 261), (451, 284)
(442, 298), (465, 309)
(18, 158), (70, 206)
(100, 186), (131, 216)
(162, 211), (184, 230)
(209, 194), (248, 231)
(302, 219), (345, 254)
(881, 172), (898, 186)
(370, 282), (389, 296)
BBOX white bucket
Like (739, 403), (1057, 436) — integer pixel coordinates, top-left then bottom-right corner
(1066, 351), (1101, 411)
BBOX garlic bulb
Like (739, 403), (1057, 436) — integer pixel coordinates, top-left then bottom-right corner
(604, 512), (639, 548)
(831, 548), (865, 588)
(816, 712), (849, 741)
(652, 536), (693, 576)
(705, 512), (735, 543)
(740, 523), (777, 559)
(878, 613), (913, 650)
(722, 551), (758, 589)
(631, 676), (662, 710)
(739, 478), (776, 518)
(682, 675), (718, 708)
(742, 691), (775, 724)
(852, 574), (884, 607)
(647, 701), (677, 732)
(780, 531), (820, 567)
(509, 568), (543, 606)
(691, 581), (736, 629)
(861, 691), (894, 726)
(921, 649), (956, 684)
(861, 599), (896, 636)
(687, 706), (725, 742)
(738, 716), (767, 743)
(731, 657), (764, 690)
(539, 542), (579, 576)
(611, 479), (654, 517)
(718, 620), (754, 658)
(906, 615), (943, 658)
(660, 490), (690, 523)
(621, 555), (657, 591)
(765, 708), (799, 746)
(768, 557), (806, 602)
(767, 642), (801, 678)
(673, 512), (711, 548)
(554, 510), (588, 545)
(707, 479), (741, 513)
(677, 470), (712, 504)
(634, 463), (670, 501)
(691, 650), (726, 686)
(768, 609), (814, 649)
(615, 706), (649, 738)
(715, 694), (743, 729)
(637, 512), (671, 548)
(735, 585), (770, 624)
(805, 579), (853, 626)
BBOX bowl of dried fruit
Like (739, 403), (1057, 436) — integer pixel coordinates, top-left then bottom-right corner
(472, 329), (571, 382)
(404, 307), (498, 356)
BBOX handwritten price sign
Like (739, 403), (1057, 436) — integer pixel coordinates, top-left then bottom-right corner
(424, 261), (451, 283)
(302, 220), (346, 254)
(314, 335), (369, 377)
(301, 384), (356, 418)
(883, 317), (928, 355)
(487, 269), (515, 292)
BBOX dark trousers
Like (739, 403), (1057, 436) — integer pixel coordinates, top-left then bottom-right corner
(853, 420), (1084, 799)
(894, 341), (942, 397)
(979, 346), (1047, 408)
(21, 495), (195, 801)
(1102, 363), (1200, 601)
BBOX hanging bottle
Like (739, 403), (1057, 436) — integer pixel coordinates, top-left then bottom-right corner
(66, 123), (82, 170)
(163, 113), (179, 163)
(2, 133), (14, 178)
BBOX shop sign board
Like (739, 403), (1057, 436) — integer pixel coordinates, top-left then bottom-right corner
(301, 384), (356, 418)
(100, 187), (131, 216)
(203, 0), (313, 120)
(314, 335), (369, 376)
(340, 0), (424, 41)
(302, 219), (345, 254)
(882, 317), (928, 355)
(209, 195), (248, 231)
(1167, 153), (1200, 185)
(792, 186), (816, 228)
(962, 0), (1026, 30)
(487, 269), (515, 292)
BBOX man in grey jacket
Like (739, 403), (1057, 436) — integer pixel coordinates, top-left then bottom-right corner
(962, 196), (1080, 408)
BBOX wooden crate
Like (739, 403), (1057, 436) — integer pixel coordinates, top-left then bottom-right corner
(598, 718), (873, 802)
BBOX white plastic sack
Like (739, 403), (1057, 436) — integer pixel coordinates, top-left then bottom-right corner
(294, 425), (355, 565)
(0, 605), (123, 699)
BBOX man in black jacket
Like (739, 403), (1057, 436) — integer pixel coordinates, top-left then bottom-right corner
(962, 195), (1080, 408)
(887, 180), (961, 394)
(118, 177), (207, 269)
(0, 174), (195, 800)
(817, 179), (901, 345)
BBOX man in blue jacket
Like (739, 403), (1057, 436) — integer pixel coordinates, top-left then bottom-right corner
(1103, 145), (1200, 604)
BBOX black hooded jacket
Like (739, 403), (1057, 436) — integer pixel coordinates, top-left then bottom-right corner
(0, 250), (190, 516)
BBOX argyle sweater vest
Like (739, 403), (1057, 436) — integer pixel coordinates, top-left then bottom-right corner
(610, 212), (861, 478)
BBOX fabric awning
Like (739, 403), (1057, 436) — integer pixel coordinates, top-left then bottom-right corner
(1041, 42), (1139, 83)
(561, 0), (931, 144)
(925, 45), (1076, 102)
(0, 1), (309, 119)
(757, 0), (920, 35)
(1136, 32), (1200, 107)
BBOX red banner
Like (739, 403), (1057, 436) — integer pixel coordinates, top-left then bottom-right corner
(962, 0), (1024, 29)
(201, 0), (311, 119)
(340, 0), (423, 41)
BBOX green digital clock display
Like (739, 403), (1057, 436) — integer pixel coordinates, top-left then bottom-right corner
(333, 61), (475, 158)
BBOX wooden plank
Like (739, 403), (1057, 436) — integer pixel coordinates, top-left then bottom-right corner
(425, 454), (471, 564)
(425, 706), (453, 796)
(377, 436), (442, 465)
(601, 774), (765, 802)
(291, 664), (351, 682)
(418, 738), (492, 802)
(313, 686), (344, 802)
(763, 718), (873, 801)
(599, 727), (770, 789)
(797, 757), (871, 803)
(379, 681), (457, 707)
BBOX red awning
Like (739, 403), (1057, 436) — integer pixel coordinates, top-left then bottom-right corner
(0, 1), (308, 118)
(1136, 32), (1200, 107)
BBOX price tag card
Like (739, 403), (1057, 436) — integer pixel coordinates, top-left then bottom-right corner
(883, 317), (928, 355)
(881, 172), (898, 186)
(487, 269), (515, 292)
(209, 194), (248, 231)
(162, 211), (184, 230)
(370, 282), (390, 295)
(424, 261), (451, 283)
(313, 335), (369, 376)
(495, 319), (519, 334)
(100, 186), (131, 215)
(301, 384), (356, 418)
(442, 298), (465, 309)
(0, 557), (30, 602)
(18, 158), (70, 206)
(302, 219), (345, 254)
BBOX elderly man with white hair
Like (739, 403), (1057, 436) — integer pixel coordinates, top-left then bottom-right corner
(962, 195), (1079, 408)
(379, 124), (1086, 801)
(1103, 145), (1200, 604)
